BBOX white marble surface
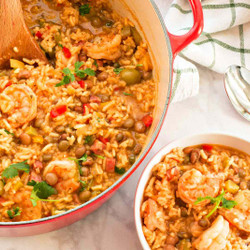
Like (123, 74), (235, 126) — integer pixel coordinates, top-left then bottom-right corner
(1, 1), (250, 249)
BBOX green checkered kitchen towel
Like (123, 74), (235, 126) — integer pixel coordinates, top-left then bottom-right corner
(157, 0), (250, 102)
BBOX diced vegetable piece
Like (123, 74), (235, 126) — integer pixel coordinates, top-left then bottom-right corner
(35, 31), (43, 39)
(78, 80), (85, 88)
(50, 105), (67, 118)
(10, 59), (25, 69)
(202, 144), (213, 151)
(225, 180), (239, 194)
(90, 140), (106, 154)
(33, 136), (44, 144)
(29, 171), (42, 183)
(166, 167), (179, 181)
(105, 158), (116, 172)
(142, 115), (153, 127)
(98, 136), (109, 145)
(62, 47), (71, 58)
(13, 181), (23, 191)
(25, 126), (38, 136)
(89, 95), (101, 103)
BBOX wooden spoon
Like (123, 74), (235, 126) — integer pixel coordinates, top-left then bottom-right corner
(0, 0), (48, 69)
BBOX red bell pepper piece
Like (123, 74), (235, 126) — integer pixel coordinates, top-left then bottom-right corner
(5, 81), (12, 88)
(202, 144), (213, 152)
(35, 31), (43, 39)
(62, 47), (71, 58)
(50, 105), (67, 118)
(78, 80), (85, 88)
(98, 136), (109, 145)
(83, 104), (92, 114)
(142, 115), (153, 127)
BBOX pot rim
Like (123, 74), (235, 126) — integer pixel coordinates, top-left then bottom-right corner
(0, 0), (173, 226)
(134, 132), (250, 250)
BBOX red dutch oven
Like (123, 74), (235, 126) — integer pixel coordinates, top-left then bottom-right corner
(0, 0), (203, 236)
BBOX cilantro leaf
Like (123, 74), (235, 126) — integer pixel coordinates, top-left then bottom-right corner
(79, 180), (87, 192)
(68, 154), (88, 175)
(114, 68), (124, 74)
(4, 129), (14, 136)
(84, 135), (93, 145)
(79, 4), (91, 16)
(74, 62), (96, 78)
(2, 160), (30, 178)
(93, 154), (105, 159)
(123, 92), (132, 96)
(55, 67), (75, 87)
(221, 197), (237, 209)
(115, 166), (126, 175)
(27, 180), (37, 186)
(30, 181), (57, 207)
(136, 64), (143, 67)
(7, 207), (21, 219)
(195, 189), (237, 218)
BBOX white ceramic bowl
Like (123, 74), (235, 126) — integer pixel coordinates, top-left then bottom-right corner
(134, 133), (250, 250)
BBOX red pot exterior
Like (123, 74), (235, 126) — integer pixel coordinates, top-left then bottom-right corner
(0, 0), (203, 236)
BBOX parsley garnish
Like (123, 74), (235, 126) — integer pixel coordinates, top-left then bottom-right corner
(4, 129), (14, 136)
(55, 67), (75, 87)
(27, 180), (37, 186)
(114, 68), (124, 74)
(30, 181), (57, 207)
(79, 4), (91, 16)
(58, 43), (63, 48)
(93, 60), (98, 67)
(123, 92), (132, 96)
(79, 180), (87, 192)
(2, 160), (30, 179)
(195, 189), (237, 218)
(75, 61), (96, 78)
(115, 166), (126, 175)
(68, 154), (88, 175)
(7, 207), (21, 219)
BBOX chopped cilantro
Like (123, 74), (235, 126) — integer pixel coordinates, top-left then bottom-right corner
(106, 21), (113, 27)
(2, 160), (30, 179)
(79, 4), (91, 16)
(79, 180), (87, 192)
(58, 43), (63, 48)
(123, 92), (132, 96)
(136, 64), (143, 67)
(115, 166), (126, 175)
(84, 135), (93, 145)
(74, 61), (96, 78)
(113, 68), (124, 74)
(30, 181), (57, 207)
(55, 67), (75, 87)
(27, 180), (37, 186)
(93, 154), (105, 159)
(68, 154), (88, 175)
(93, 60), (98, 67)
(7, 207), (21, 219)
(195, 189), (237, 218)
(4, 129), (14, 136)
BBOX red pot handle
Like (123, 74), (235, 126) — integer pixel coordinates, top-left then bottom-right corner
(167, 0), (204, 58)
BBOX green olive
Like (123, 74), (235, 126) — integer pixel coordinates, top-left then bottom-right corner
(90, 16), (103, 28)
(121, 26), (131, 39)
(120, 69), (141, 85)
(131, 27), (142, 45)
(0, 181), (4, 196)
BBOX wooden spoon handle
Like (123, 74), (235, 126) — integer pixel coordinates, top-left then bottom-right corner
(0, 0), (48, 69)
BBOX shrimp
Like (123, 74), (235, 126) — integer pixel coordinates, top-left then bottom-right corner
(13, 188), (42, 221)
(143, 198), (166, 232)
(43, 160), (80, 193)
(178, 169), (221, 205)
(0, 84), (37, 128)
(223, 190), (250, 232)
(193, 215), (229, 250)
(83, 34), (122, 60)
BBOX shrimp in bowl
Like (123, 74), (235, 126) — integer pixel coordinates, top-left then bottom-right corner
(137, 142), (250, 250)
